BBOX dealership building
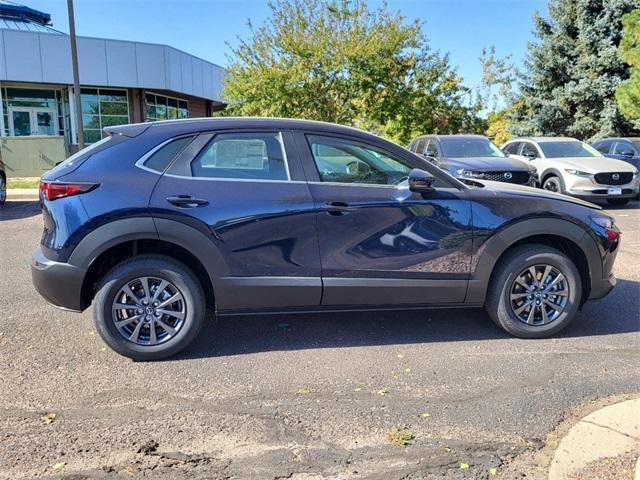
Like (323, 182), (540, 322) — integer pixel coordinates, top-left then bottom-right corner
(0, 2), (226, 177)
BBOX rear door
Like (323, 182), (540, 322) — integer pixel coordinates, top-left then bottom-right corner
(293, 131), (473, 307)
(148, 129), (322, 312)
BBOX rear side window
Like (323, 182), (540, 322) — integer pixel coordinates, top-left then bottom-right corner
(191, 132), (288, 180)
(143, 136), (195, 173)
(425, 140), (438, 157)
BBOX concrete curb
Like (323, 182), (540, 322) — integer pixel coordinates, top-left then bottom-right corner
(548, 399), (640, 479)
(7, 188), (39, 201)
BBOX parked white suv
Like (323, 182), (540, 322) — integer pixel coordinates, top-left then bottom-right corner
(502, 137), (640, 206)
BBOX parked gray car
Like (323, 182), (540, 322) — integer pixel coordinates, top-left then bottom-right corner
(408, 134), (537, 186)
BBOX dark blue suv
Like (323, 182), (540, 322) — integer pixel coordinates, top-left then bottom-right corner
(32, 118), (620, 360)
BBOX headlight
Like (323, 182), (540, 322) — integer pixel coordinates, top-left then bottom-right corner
(528, 165), (537, 174)
(565, 169), (591, 177)
(456, 169), (484, 178)
(633, 169), (639, 177)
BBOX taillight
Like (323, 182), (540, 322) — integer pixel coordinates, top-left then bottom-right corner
(39, 181), (98, 201)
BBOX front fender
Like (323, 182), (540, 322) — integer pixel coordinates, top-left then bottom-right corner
(466, 217), (601, 304)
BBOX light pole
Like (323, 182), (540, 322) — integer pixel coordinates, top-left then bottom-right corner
(67, 0), (84, 149)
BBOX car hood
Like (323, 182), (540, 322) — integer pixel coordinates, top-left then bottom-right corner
(544, 156), (638, 173)
(443, 156), (531, 171)
(469, 180), (601, 209)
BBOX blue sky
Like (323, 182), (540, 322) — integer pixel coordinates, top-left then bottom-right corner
(26, 0), (547, 90)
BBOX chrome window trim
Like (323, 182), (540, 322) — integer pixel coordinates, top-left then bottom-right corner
(162, 172), (306, 184)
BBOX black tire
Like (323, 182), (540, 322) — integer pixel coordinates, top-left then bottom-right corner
(485, 244), (582, 338)
(93, 255), (206, 361)
(606, 198), (630, 207)
(542, 175), (564, 194)
(0, 175), (6, 205)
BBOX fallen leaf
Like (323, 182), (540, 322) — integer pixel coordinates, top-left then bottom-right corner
(87, 331), (95, 337)
(420, 412), (431, 418)
(385, 428), (413, 447)
(376, 388), (388, 396)
(297, 386), (316, 394)
(100, 347), (107, 352)
(41, 413), (56, 425)
(459, 462), (470, 470)
(404, 368), (411, 373)
(489, 467), (497, 476)
(51, 462), (66, 470)
(353, 387), (362, 392)
(396, 354), (404, 358)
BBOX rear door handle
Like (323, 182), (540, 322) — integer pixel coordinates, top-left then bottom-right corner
(166, 195), (209, 208)
(326, 201), (357, 215)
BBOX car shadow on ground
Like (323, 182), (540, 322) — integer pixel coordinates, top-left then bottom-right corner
(177, 278), (640, 360)
(0, 201), (40, 221)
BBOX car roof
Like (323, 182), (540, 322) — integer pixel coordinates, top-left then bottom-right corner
(107, 117), (374, 138)
(594, 137), (640, 142)
(413, 134), (488, 141)
(508, 137), (580, 143)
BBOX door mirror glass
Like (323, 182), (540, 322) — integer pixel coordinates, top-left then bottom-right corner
(408, 168), (435, 194)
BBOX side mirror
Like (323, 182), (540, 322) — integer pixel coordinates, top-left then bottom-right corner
(409, 168), (435, 194)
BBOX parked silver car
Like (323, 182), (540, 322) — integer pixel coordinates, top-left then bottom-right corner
(502, 137), (639, 206)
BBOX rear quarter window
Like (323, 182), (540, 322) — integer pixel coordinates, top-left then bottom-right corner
(143, 136), (195, 173)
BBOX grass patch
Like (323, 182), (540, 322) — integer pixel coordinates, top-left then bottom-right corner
(385, 428), (413, 447)
(7, 177), (40, 189)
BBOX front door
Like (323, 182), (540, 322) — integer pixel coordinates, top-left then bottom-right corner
(296, 132), (473, 307)
(149, 130), (322, 312)
(8, 107), (57, 136)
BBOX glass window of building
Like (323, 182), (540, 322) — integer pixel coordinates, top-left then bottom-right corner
(81, 88), (129, 143)
(2, 87), (68, 138)
(145, 93), (188, 122)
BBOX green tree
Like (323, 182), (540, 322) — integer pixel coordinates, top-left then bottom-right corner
(222, 0), (482, 144)
(512, 0), (639, 140)
(616, 9), (640, 126)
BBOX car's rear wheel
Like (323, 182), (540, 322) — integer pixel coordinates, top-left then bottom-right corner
(485, 244), (581, 338)
(606, 198), (630, 207)
(93, 255), (206, 361)
(542, 175), (564, 194)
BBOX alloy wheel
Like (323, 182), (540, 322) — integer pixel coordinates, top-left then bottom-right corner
(509, 264), (569, 325)
(112, 276), (186, 345)
(543, 178), (560, 192)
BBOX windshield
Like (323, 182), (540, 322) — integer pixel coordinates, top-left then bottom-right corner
(440, 138), (505, 158)
(538, 141), (601, 158)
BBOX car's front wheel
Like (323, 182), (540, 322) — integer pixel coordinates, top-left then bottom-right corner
(606, 198), (630, 207)
(542, 175), (564, 194)
(485, 244), (582, 338)
(93, 255), (206, 361)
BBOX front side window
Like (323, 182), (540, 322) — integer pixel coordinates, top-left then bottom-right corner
(521, 142), (539, 159)
(503, 142), (520, 155)
(538, 141), (600, 158)
(613, 142), (636, 156)
(81, 88), (129, 144)
(191, 132), (288, 180)
(425, 140), (438, 157)
(307, 135), (412, 185)
(593, 140), (612, 154)
(440, 138), (504, 158)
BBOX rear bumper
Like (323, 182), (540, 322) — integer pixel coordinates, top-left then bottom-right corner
(31, 248), (86, 312)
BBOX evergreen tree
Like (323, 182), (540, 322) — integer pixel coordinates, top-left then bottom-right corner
(513, 0), (639, 140)
(616, 9), (640, 126)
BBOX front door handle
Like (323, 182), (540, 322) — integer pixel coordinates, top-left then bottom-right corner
(326, 201), (357, 215)
(166, 195), (209, 208)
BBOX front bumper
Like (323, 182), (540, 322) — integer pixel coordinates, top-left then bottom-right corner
(564, 174), (639, 200)
(31, 248), (86, 312)
(566, 188), (639, 201)
(589, 271), (616, 300)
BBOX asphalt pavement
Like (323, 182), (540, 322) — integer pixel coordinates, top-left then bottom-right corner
(0, 199), (638, 480)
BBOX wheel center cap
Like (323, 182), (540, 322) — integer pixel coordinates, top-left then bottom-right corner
(535, 292), (541, 298)
(145, 306), (154, 315)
